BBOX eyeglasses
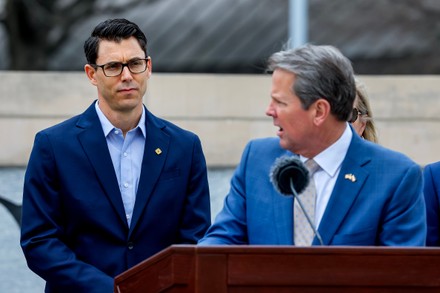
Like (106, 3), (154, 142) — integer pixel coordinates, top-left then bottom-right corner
(93, 57), (150, 77)
(348, 108), (368, 123)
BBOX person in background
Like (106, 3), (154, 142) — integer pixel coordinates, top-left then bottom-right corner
(349, 80), (378, 143)
(199, 44), (426, 247)
(423, 161), (440, 246)
(21, 18), (211, 292)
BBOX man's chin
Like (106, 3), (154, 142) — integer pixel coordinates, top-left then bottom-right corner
(279, 139), (297, 154)
(115, 99), (142, 112)
(278, 139), (289, 150)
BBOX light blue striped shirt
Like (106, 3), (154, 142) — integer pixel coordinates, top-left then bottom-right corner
(95, 101), (146, 227)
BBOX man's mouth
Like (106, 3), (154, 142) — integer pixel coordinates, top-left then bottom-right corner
(119, 87), (136, 92)
(275, 124), (283, 131)
(276, 126), (284, 136)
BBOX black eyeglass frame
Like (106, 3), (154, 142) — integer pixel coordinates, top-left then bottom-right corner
(348, 107), (368, 123)
(92, 57), (150, 77)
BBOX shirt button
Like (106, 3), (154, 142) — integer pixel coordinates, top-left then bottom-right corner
(123, 152), (128, 157)
(114, 130), (119, 134)
(127, 242), (134, 250)
(124, 183), (129, 188)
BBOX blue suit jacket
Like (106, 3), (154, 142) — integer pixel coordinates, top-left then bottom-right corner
(199, 131), (426, 246)
(423, 161), (440, 246)
(21, 102), (211, 293)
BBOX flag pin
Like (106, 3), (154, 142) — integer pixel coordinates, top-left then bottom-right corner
(344, 173), (356, 182)
(155, 148), (162, 155)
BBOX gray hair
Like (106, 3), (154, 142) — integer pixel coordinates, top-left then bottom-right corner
(267, 44), (356, 121)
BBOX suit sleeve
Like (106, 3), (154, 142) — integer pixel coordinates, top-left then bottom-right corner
(178, 135), (211, 243)
(198, 141), (252, 245)
(423, 164), (440, 246)
(380, 163), (426, 246)
(20, 132), (114, 293)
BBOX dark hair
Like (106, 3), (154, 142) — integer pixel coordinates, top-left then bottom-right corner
(84, 18), (148, 65)
(267, 44), (356, 121)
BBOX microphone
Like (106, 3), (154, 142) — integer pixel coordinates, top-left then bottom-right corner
(270, 156), (324, 245)
(270, 156), (310, 195)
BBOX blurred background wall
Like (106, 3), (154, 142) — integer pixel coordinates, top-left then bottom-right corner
(1, 72), (439, 167)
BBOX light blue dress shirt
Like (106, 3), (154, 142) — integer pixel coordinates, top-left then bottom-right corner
(95, 101), (146, 227)
(300, 123), (352, 228)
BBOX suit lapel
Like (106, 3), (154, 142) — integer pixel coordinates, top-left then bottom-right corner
(314, 133), (371, 245)
(76, 103), (127, 226)
(129, 111), (170, 234)
(272, 150), (296, 244)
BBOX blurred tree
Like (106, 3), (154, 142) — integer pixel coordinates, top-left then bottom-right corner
(1, 0), (152, 70)
(3, 0), (93, 70)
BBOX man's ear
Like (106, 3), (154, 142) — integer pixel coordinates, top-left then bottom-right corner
(313, 98), (331, 125)
(146, 57), (152, 78)
(84, 64), (98, 86)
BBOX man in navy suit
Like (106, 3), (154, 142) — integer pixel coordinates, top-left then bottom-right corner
(423, 161), (440, 246)
(21, 18), (211, 292)
(199, 44), (426, 246)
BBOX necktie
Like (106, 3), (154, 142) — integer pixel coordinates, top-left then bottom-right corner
(294, 159), (320, 246)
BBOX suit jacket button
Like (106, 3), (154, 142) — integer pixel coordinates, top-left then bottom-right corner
(127, 242), (134, 250)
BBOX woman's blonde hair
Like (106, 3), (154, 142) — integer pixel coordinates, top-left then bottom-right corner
(355, 80), (378, 143)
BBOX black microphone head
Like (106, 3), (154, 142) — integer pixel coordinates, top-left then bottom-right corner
(270, 156), (310, 196)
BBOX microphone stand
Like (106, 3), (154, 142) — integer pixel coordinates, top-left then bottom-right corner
(290, 179), (324, 246)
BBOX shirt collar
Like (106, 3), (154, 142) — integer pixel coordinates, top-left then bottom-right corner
(94, 100), (146, 138)
(300, 123), (352, 178)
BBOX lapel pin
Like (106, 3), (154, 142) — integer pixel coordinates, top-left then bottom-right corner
(344, 173), (356, 182)
(155, 148), (162, 155)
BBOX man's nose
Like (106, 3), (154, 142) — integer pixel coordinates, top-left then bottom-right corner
(265, 102), (275, 117)
(120, 65), (133, 80)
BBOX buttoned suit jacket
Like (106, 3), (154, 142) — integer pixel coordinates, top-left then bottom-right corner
(423, 161), (440, 246)
(21, 102), (211, 293)
(199, 129), (426, 246)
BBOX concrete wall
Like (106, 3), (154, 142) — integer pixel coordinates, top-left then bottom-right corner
(1, 72), (440, 167)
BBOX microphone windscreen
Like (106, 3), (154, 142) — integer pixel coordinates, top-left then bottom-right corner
(270, 156), (309, 196)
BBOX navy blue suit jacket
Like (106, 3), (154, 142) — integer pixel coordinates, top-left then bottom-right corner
(21, 102), (211, 292)
(423, 161), (440, 246)
(199, 131), (426, 246)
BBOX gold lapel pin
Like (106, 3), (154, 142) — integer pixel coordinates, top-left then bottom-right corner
(344, 173), (356, 182)
(155, 148), (162, 155)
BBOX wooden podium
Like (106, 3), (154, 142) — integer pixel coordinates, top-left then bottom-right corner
(114, 245), (440, 292)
